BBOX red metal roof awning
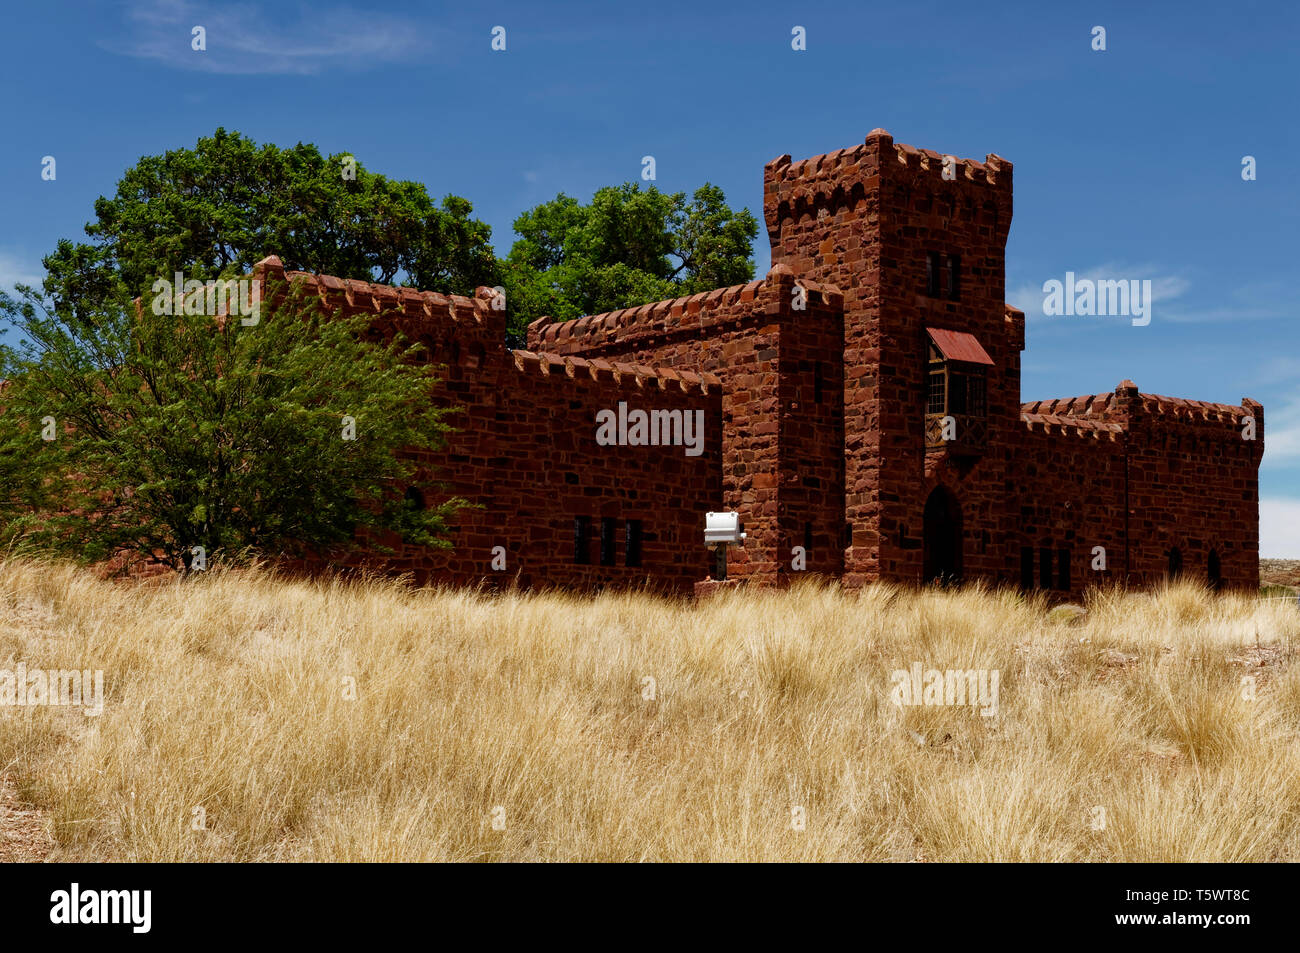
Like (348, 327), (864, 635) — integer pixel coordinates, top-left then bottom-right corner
(926, 327), (994, 365)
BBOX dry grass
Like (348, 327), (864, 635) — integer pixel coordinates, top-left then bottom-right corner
(0, 558), (1298, 862)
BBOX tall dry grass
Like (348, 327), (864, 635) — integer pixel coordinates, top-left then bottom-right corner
(0, 558), (1297, 861)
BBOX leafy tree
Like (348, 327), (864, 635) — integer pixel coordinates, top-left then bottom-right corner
(502, 182), (758, 344)
(42, 128), (499, 327)
(0, 277), (465, 572)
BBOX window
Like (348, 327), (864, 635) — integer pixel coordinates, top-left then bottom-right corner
(573, 516), (591, 565)
(1039, 547), (1054, 590)
(928, 343), (987, 418)
(926, 252), (942, 296)
(947, 254), (961, 301)
(403, 486), (426, 511)
(803, 521), (813, 554)
(814, 362), (824, 404)
(1168, 547), (1183, 579)
(625, 520), (643, 568)
(1057, 548), (1071, 592)
(1020, 547), (1035, 590)
(1207, 549), (1222, 591)
(600, 517), (616, 567)
(927, 366), (946, 414)
(948, 369), (987, 416)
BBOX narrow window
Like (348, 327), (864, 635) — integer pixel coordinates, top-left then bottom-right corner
(926, 252), (942, 296)
(600, 517), (616, 566)
(813, 361), (824, 404)
(1039, 546), (1053, 590)
(1057, 548), (1070, 592)
(573, 516), (591, 565)
(947, 254), (961, 301)
(1020, 546), (1034, 590)
(1168, 547), (1183, 579)
(1207, 549), (1222, 591)
(625, 519), (643, 568)
(804, 521), (813, 554)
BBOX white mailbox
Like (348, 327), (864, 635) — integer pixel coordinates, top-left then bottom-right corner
(704, 511), (746, 547)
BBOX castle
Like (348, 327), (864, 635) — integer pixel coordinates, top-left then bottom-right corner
(265, 129), (1263, 596)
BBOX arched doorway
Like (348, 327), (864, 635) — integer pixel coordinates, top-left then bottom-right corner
(923, 487), (962, 584)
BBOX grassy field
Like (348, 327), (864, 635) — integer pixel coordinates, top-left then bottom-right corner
(1, 557), (1298, 862)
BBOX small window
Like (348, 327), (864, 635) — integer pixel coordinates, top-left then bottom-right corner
(573, 516), (591, 565)
(625, 520), (643, 568)
(1057, 548), (1070, 592)
(803, 521), (813, 554)
(1168, 547), (1183, 579)
(1020, 546), (1035, 590)
(403, 487), (426, 511)
(926, 252), (942, 296)
(1039, 546), (1053, 590)
(1207, 549), (1222, 591)
(600, 517), (616, 567)
(813, 362), (824, 404)
(947, 254), (961, 301)
(948, 370), (987, 417)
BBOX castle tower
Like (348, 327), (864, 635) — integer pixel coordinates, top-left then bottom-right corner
(763, 129), (1017, 586)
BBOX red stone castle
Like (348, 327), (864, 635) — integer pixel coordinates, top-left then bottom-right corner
(270, 129), (1263, 596)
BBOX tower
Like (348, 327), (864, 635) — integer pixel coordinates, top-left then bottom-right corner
(763, 129), (1016, 585)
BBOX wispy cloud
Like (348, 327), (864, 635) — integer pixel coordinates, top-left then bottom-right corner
(1159, 279), (1296, 325)
(1261, 497), (1300, 558)
(104, 0), (433, 75)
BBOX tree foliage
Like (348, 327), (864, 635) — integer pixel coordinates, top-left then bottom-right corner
(0, 278), (464, 572)
(502, 182), (758, 343)
(41, 128), (499, 327)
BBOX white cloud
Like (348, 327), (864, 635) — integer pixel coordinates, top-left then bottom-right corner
(1261, 497), (1300, 558)
(105, 0), (432, 75)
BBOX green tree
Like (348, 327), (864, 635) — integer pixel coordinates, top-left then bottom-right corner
(42, 128), (499, 327)
(502, 182), (758, 345)
(0, 278), (465, 572)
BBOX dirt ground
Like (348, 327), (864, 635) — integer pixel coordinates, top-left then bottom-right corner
(1260, 559), (1300, 590)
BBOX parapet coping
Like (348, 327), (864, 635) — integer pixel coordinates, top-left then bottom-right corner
(526, 269), (843, 351)
(512, 349), (720, 396)
(764, 129), (1012, 188)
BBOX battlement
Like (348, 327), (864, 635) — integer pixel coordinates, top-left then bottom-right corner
(763, 128), (1013, 249)
(253, 255), (495, 331)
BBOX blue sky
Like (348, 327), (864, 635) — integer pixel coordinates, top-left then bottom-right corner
(2, 0), (1297, 553)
